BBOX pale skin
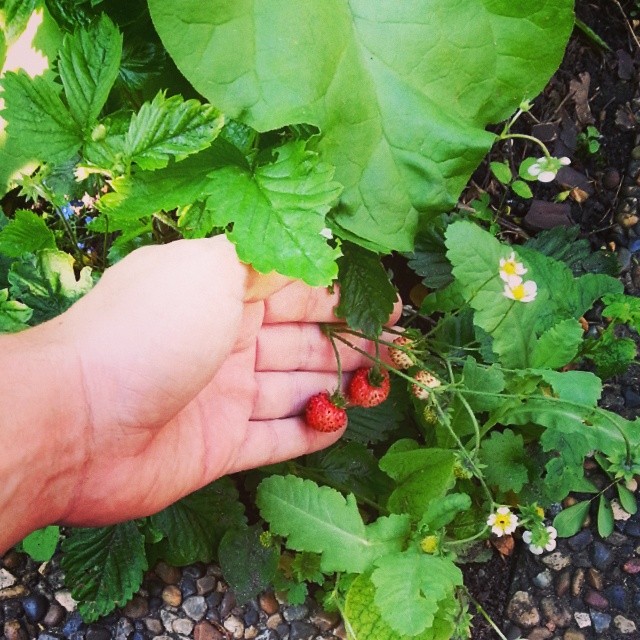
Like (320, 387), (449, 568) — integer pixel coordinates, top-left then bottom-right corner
(0, 236), (400, 554)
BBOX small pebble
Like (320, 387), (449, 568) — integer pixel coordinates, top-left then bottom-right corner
(564, 631), (586, 640)
(223, 614), (245, 639)
(154, 562), (182, 585)
(259, 592), (279, 616)
(196, 576), (216, 596)
(584, 589), (609, 610)
(567, 530), (592, 551)
(123, 595), (148, 619)
(289, 620), (318, 640)
(623, 557), (640, 574)
(42, 603), (65, 627)
(533, 570), (553, 589)
(22, 593), (49, 623)
(586, 568), (603, 590)
(591, 542), (614, 570)
(182, 595), (207, 621)
(574, 611), (591, 628)
(172, 617), (195, 635)
(571, 568), (585, 596)
(193, 620), (224, 640)
(282, 604), (309, 622)
(605, 583), (629, 610)
(506, 591), (540, 628)
(614, 614), (637, 634)
(162, 584), (182, 607)
(4, 619), (27, 640)
(526, 629), (552, 640)
(219, 590), (237, 619)
(590, 611), (612, 634)
(85, 625), (111, 640)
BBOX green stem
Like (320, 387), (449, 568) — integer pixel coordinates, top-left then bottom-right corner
(466, 591), (510, 640)
(499, 132), (552, 159)
(54, 206), (82, 263)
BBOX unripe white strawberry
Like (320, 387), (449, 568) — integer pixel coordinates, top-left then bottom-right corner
(411, 369), (441, 400)
(389, 335), (415, 370)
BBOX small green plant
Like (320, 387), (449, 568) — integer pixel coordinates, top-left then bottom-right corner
(577, 125), (602, 156)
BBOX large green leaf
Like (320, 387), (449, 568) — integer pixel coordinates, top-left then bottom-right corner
(149, 0), (574, 251)
(61, 522), (147, 622)
(57, 13), (122, 132)
(256, 474), (411, 574)
(372, 551), (463, 636)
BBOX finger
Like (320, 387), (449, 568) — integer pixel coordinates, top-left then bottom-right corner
(226, 416), (345, 474)
(263, 281), (341, 323)
(243, 269), (294, 303)
(256, 323), (378, 372)
(252, 370), (358, 420)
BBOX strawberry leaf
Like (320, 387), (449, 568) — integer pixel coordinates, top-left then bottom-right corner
(148, 478), (246, 566)
(205, 140), (342, 285)
(61, 522), (147, 622)
(0, 210), (57, 258)
(218, 524), (279, 605)
(124, 91), (224, 171)
(1, 69), (82, 165)
(58, 13), (122, 132)
(479, 429), (529, 494)
(335, 242), (397, 337)
(0, 288), (32, 332)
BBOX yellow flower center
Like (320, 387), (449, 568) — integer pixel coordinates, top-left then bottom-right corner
(495, 514), (510, 528)
(502, 261), (518, 275)
(510, 283), (526, 300)
(420, 535), (439, 554)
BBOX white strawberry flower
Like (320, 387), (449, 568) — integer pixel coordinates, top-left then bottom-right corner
(503, 279), (537, 303)
(499, 251), (527, 283)
(527, 156), (570, 183)
(487, 506), (519, 537)
(522, 526), (557, 555)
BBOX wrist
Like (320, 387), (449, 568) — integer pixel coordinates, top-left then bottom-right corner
(0, 321), (88, 552)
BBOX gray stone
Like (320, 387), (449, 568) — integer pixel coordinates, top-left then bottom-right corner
(289, 620), (319, 640)
(0, 569), (16, 589)
(283, 604), (309, 622)
(540, 597), (571, 628)
(144, 618), (163, 635)
(573, 612), (591, 628)
(114, 617), (133, 640)
(614, 615), (637, 634)
(42, 603), (65, 628)
(591, 541), (614, 570)
(567, 530), (593, 551)
(506, 591), (540, 628)
(172, 618), (195, 635)
(533, 570), (553, 589)
(196, 576), (216, 596)
(222, 614), (244, 639)
(85, 625), (111, 640)
(182, 595), (207, 621)
(541, 552), (571, 571)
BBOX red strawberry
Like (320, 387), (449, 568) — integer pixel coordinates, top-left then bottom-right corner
(347, 367), (390, 408)
(304, 392), (348, 432)
(389, 335), (415, 370)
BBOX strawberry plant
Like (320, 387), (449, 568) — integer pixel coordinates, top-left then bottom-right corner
(2, 1), (639, 638)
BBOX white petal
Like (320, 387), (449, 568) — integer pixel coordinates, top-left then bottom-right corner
(559, 156), (571, 165)
(537, 170), (556, 183)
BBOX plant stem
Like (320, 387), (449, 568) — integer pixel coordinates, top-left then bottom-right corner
(466, 591), (511, 640)
(499, 132), (552, 159)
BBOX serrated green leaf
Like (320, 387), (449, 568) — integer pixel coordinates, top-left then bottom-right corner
(479, 429), (529, 494)
(1, 0), (39, 44)
(584, 332), (637, 380)
(334, 242), (397, 337)
(379, 440), (456, 520)
(58, 13), (122, 131)
(371, 551), (463, 636)
(553, 500), (591, 537)
(125, 91), (224, 170)
(597, 495), (614, 538)
(602, 293), (640, 332)
(8, 250), (93, 324)
(256, 475), (410, 574)
(405, 218), (454, 289)
(20, 526), (60, 562)
(61, 522), (147, 622)
(0, 210), (56, 257)
(219, 524), (279, 605)
(0, 287), (32, 331)
(617, 484), (638, 515)
(96, 141), (242, 226)
(148, 478), (246, 566)
(344, 574), (455, 640)
(419, 493), (472, 532)
(445, 220), (542, 368)
(150, 0), (573, 251)
(1, 69), (82, 164)
(531, 319), (583, 369)
(460, 357), (505, 411)
(310, 442), (394, 504)
(205, 140), (343, 285)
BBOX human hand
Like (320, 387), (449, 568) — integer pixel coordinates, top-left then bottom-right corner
(44, 236), (400, 527)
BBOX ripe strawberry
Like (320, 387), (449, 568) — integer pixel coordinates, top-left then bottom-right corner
(411, 369), (441, 400)
(347, 367), (390, 408)
(389, 335), (415, 370)
(304, 392), (348, 432)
